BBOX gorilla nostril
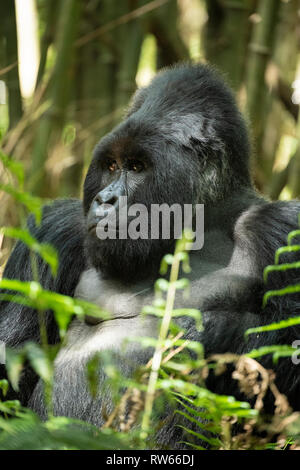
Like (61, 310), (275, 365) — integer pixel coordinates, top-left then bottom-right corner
(110, 196), (118, 207)
(95, 193), (104, 205)
(105, 195), (117, 206)
(95, 192), (118, 207)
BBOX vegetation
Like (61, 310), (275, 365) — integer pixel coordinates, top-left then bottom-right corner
(0, 153), (300, 449)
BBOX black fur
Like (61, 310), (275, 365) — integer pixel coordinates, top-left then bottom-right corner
(0, 63), (300, 448)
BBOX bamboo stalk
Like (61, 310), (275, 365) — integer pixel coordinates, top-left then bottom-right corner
(2, 0), (23, 129)
(288, 107), (300, 198)
(113, 1), (144, 117)
(203, 0), (252, 90)
(246, 0), (280, 165)
(148, 0), (189, 68)
(30, 0), (80, 196)
(35, 0), (60, 89)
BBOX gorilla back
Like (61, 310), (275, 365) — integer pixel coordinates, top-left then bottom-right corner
(1, 63), (300, 449)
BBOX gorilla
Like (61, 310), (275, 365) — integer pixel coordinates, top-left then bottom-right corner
(0, 63), (300, 448)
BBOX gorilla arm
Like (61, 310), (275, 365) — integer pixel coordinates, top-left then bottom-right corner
(0, 200), (86, 348)
(0, 200), (86, 403)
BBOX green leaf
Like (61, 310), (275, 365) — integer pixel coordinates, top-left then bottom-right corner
(176, 252), (191, 273)
(0, 279), (109, 338)
(160, 254), (174, 274)
(246, 318), (300, 336)
(0, 184), (42, 223)
(0, 415), (133, 450)
(263, 284), (300, 307)
(287, 230), (300, 245)
(1, 227), (58, 276)
(174, 278), (190, 290)
(86, 354), (101, 398)
(176, 419), (221, 446)
(275, 245), (300, 264)
(0, 380), (9, 397)
(5, 349), (25, 392)
(141, 305), (164, 316)
(0, 151), (24, 187)
(172, 308), (203, 331)
(24, 343), (53, 384)
(155, 278), (169, 293)
(0, 401), (21, 416)
(263, 261), (300, 283)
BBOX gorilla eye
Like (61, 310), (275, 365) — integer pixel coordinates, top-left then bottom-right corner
(108, 160), (118, 172)
(129, 160), (144, 172)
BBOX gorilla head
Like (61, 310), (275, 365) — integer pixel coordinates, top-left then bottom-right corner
(83, 64), (251, 281)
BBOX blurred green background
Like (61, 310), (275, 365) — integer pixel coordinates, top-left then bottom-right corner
(0, 0), (300, 270)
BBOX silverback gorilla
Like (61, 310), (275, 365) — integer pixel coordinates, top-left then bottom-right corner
(1, 63), (300, 448)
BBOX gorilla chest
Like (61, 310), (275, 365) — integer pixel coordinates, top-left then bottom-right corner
(54, 315), (158, 369)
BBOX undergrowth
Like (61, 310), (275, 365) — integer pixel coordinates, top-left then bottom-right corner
(0, 151), (300, 450)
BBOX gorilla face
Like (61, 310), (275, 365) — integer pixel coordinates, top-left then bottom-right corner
(83, 122), (198, 280)
(83, 64), (251, 280)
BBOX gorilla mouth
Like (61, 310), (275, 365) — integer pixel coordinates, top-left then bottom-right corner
(88, 223), (97, 234)
(85, 313), (139, 326)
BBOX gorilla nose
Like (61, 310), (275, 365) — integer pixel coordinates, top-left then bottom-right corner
(87, 192), (119, 233)
(95, 192), (118, 207)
